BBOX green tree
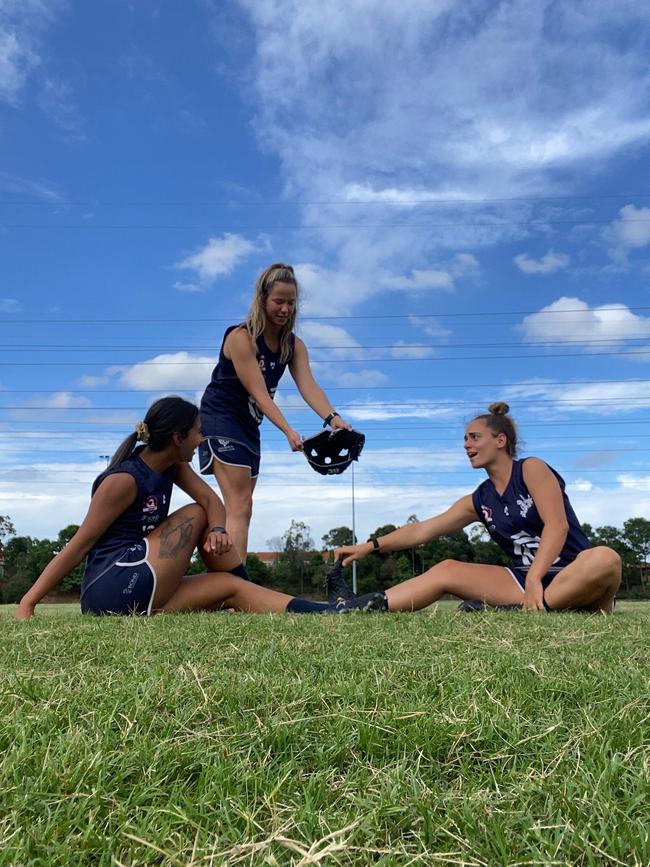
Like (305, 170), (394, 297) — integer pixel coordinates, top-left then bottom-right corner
(246, 553), (270, 585)
(0, 515), (15, 551)
(622, 517), (650, 588)
(273, 520), (315, 595)
(589, 525), (637, 593)
(321, 526), (356, 549)
(468, 525), (509, 566)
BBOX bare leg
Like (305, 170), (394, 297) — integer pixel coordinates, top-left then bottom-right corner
(211, 459), (256, 560)
(143, 503), (245, 607)
(543, 547), (621, 613)
(161, 572), (293, 613)
(385, 560), (524, 612)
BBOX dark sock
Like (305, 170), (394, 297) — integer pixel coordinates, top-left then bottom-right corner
(286, 598), (330, 614)
(229, 563), (251, 581)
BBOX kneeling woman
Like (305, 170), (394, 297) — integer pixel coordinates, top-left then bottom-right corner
(335, 403), (621, 614)
(16, 396), (382, 619)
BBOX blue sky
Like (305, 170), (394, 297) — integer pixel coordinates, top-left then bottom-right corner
(2, 0), (650, 550)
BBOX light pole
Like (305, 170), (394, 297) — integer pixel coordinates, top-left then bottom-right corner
(351, 460), (357, 594)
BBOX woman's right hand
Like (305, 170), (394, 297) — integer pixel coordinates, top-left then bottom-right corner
(15, 599), (36, 621)
(286, 429), (304, 451)
(335, 543), (371, 567)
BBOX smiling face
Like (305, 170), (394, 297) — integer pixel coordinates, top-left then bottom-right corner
(464, 418), (508, 469)
(264, 281), (297, 328)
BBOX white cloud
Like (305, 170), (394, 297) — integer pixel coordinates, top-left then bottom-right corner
(521, 297), (650, 346)
(605, 204), (650, 257)
(39, 392), (92, 409)
(347, 400), (457, 422)
(0, 0), (63, 106)
(504, 378), (650, 415)
(514, 249), (570, 274)
(218, 0), (650, 313)
(0, 171), (63, 202)
(112, 353), (216, 392)
(37, 75), (84, 138)
(385, 269), (454, 291)
(0, 298), (21, 313)
(174, 233), (259, 288)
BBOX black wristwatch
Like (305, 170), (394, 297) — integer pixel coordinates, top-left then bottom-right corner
(323, 411), (340, 428)
(369, 536), (380, 552)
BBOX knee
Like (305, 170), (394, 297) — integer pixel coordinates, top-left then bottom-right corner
(425, 559), (461, 582)
(582, 546), (622, 589)
(228, 495), (253, 522)
(591, 546), (622, 576)
(183, 503), (209, 531)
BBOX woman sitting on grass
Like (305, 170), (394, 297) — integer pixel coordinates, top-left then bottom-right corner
(15, 396), (383, 620)
(333, 403), (621, 614)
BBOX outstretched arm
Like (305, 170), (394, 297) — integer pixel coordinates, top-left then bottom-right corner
(335, 495), (479, 565)
(227, 328), (303, 450)
(521, 458), (569, 611)
(174, 462), (232, 557)
(289, 338), (351, 431)
(15, 475), (137, 620)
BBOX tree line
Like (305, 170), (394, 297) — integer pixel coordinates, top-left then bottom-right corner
(1, 514), (649, 604)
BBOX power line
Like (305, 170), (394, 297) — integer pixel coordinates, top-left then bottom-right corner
(2, 305), (649, 324)
(1, 192), (647, 206)
(3, 217), (650, 229)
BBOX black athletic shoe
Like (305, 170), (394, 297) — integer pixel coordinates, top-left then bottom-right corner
(457, 599), (523, 612)
(327, 560), (354, 605)
(334, 591), (388, 613)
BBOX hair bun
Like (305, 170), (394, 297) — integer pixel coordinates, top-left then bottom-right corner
(488, 402), (510, 416)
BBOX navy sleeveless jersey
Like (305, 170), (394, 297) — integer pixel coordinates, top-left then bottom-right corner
(200, 324), (295, 454)
(82, 447), (176, 587)
(471, 458), (590, 575)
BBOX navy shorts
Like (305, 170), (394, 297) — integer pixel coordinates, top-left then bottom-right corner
(80, 540), (157, 616)
(506, 566), (558, 592)
(199, 436), (260, 478)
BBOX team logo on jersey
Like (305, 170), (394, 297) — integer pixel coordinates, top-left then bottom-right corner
(481, 505), (492, 523)
(143, 496), (158, 513)
(510, 530), (560, 567)
(517, 495), (534, 518)
(269, 361), (276, 369)
(504, 506), (509, 516)
(217, 438), (235, 452)
(258, 357), (266, 372)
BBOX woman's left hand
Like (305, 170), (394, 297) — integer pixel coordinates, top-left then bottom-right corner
(203, 530), (232, 556)
(331, 414), (352, 431)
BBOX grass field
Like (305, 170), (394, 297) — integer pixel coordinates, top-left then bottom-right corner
(1, 603), (649, 866)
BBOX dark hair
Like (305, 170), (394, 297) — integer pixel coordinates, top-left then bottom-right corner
(473, 402), (519, 458)
(107, 396), (199, 470)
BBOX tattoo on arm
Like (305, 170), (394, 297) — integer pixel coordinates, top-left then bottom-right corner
(159, 516), (194, 559)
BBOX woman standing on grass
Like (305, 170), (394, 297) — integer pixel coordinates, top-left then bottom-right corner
(15, 396), (383, 619)
(333, 403), (621, 614)
(198, 263), (351, 560)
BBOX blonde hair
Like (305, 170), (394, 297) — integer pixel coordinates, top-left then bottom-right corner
(245, 263), (298, 364)
(473, 402), (519, 458)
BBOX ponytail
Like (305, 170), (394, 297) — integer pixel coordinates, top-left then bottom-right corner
(106, 396), (199, 471)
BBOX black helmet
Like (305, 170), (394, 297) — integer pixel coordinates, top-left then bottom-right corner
(303, 428), (365, 475)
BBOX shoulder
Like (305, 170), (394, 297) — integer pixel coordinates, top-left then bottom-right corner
(521, 457), (553, 481)
(226, 326), (257, 355)
(521, 457), (564, 492)
(92, 470), (138, 501)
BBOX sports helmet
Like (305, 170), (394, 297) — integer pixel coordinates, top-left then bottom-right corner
(303, 428), (365, 475)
